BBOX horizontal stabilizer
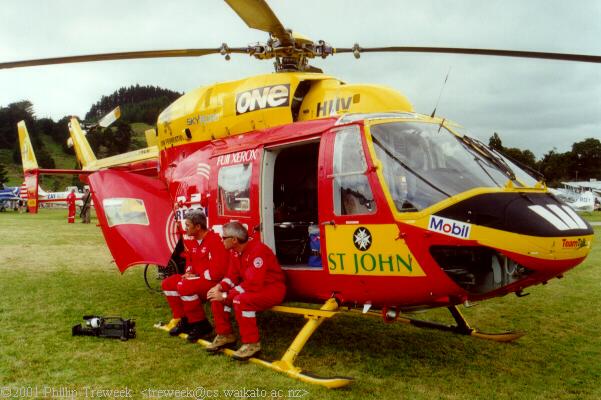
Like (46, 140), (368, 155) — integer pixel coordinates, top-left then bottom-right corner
(98, 106), (121, 128)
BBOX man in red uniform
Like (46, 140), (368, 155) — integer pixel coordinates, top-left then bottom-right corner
(206, 222), (286, 360)
(66, 189), (76, 223)
(162, 209), (229, 342)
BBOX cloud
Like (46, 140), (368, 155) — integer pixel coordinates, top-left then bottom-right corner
(0, 0), (599, 158)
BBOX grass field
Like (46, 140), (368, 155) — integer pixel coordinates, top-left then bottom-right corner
(584, 211), (601, 222)
(0, 209), (599, 399)
(130, 123), (154, 150)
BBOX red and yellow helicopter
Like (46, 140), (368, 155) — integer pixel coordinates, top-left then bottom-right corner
(3, 0), (599, 388)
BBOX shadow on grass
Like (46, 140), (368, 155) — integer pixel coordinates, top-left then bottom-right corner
(256, 308), (493, 379)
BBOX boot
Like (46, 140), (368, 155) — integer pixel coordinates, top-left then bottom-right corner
(232, 342), (261, 360)
(205, 334), (237, 353)
(186, 319), (213, 343)
(169, 317), (191, 336)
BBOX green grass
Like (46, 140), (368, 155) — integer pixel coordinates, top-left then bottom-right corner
(39, 134), (77, 170)
(130, 122), (154, 150)
(38, 134), (78, 191)
(582, 211), (601, 222)
(0, 135), (77, 189)
(0, 209), (600, 399)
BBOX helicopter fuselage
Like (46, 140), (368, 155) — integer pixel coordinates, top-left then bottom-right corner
(89, 72), (594, 312)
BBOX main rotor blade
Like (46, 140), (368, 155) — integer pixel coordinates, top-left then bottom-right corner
(0, 48), (248, 70)
(335, 46), (601, 64)
(224, 0), (291, 44)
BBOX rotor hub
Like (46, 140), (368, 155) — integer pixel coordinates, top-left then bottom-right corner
(230, 33), (334, 72)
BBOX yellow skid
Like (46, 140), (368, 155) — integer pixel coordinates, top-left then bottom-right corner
(155, 300), (523, 388)
(154, 299), (353, 389)
(348, 306), (525, 343)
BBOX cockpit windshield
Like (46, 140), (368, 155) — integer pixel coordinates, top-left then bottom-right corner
(369, 121), (538, 212)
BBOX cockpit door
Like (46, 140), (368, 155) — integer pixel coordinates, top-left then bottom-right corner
(319, 124), (406, 276)
(320, 124), (383, 224)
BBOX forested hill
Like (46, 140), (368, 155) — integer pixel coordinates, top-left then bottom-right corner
(85, 85), (182, 124)
(0, 85), (182, 188)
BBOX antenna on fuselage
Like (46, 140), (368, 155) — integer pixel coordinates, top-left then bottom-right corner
(430, 67), (451, 118)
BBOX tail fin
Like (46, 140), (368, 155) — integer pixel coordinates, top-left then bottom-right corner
(69, 118), (158, 171)
(17, 121), (40, 213)
(579, 191), (596, 212)
(69, 117), (97, 168)
(17, 121), (39, 172)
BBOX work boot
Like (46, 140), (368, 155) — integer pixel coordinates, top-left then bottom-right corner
(205, 334), (237, 353)
(232, 342), (261, 360)
(169, 317), (191, 336)
(186, 319), (213, 343)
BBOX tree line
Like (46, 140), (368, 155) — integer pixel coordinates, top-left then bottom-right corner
(0, 101), (61, 170)
(488, 132), (601, 187)
(85, 84), (181, 124)
(0, 85), (182, 186)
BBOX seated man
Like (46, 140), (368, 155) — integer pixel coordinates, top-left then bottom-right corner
(162, 209), (228, 342)
(206, 222), (286, 360)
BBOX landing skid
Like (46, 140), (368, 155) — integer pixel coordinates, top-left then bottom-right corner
(154, 298), (353, 389)
(155, 302), (522, 388)
(356, 305), (525, 343)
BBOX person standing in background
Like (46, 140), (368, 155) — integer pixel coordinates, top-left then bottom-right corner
(80, 188), (91, 223)
(66, 189), (76, 223)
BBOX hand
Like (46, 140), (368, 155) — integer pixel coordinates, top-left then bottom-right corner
(182, 272), (198, 279)
(207, 284), (223, 301)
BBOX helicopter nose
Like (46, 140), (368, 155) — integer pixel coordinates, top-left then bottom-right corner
(428, 191), (594, 297)
(434, 191), (593, 239)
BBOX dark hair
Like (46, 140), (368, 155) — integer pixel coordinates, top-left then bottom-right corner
(185, 209), (207, 230)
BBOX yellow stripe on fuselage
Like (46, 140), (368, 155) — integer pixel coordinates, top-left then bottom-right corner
(408, 217), (593, 261)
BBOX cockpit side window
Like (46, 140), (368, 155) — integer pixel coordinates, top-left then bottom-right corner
(330, 125), (376, 215)
(218, 163), (252, 215)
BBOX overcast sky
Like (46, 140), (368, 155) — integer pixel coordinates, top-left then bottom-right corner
(1, 0), (599, 158)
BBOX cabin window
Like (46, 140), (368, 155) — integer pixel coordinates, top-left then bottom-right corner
(331, 125), (376, 215)
(218, 163), (252, 214)
(103, 198), (149, 227)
